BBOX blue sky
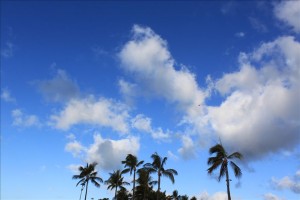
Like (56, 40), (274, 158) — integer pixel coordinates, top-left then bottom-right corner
(1, 1), (300, 200)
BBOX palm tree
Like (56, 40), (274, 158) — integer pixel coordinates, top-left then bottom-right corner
(171, 190), (179, 200)
(105, 169), (130, 200)
(190, 196), (197, 200)
(207, 143), (243, 200)
(122, 154), (144, 200)
(73, 163), (103, 200)
(144, 152), (178, 200)
(135, 168), (157, 200)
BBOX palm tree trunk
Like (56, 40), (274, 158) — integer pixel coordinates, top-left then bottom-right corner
(115, 186), (117, 200)
(79, 185), (84, 200)
(225, 167), (231, 200)
(157, 171), (161, 200)
(133, 170), (136, 200)
(84, 181), (89, 200)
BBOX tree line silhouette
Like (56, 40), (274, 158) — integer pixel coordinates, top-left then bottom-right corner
(73, 144), (242, 200)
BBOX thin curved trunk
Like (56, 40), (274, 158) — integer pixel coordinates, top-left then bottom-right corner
(84, 180), (89, 200)
(225, 166), (231, 200)
(133, 169), (136, 200)
(115, 186), (117, 200)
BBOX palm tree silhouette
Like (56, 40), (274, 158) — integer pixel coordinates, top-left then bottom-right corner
(73, 163), (103, 200)
(122, 154), (144, 200)
(144, 152), (178, 200)
(136, 168), (157, 200)
(105, 169), (130, 200)
(207, 143), (243, 200)
(171, 190), (179, 200)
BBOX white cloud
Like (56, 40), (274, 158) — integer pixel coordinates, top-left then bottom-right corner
(205, 36), (300, 160)
(131, 114), (170, 140)
(36, 69), (80, 103)
(119, 25), (207, 118)
(119, 25), (300, 161)
(1, 88), (16, 102)
(271, 170), (300, 194)
(198, 191), (228, 200)
(50, 96), (130, 133)
(86, 134), (140, 171)
(274, 1), (300, 33)
(67, 164), (81, 174)
(65, 140), (84, 157)
(263, 193), (283, 200)
(12, 109), (41, 127)
(178, 135), (197, 160)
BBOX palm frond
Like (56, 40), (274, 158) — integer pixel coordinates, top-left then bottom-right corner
(76, 178), (86, 186)
(207, 159), (222, 174)
(230, 161), (242, 178)
(207, 156), (222, 165)
(218, 161), (227, 182)
(122, 168), (130, 174)
(228, 152), (243, 160)
(91, 179), (101, 188)
(162, 170), (176, 184)
(209, 144), (225, 155)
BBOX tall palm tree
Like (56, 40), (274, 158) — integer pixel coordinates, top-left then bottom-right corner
(122, 154), (144, 200)
(105, 169), (130, 200)
(73, 163), (103, 200)
(144, 152), (178, 200)
(207, 143), (243, 200)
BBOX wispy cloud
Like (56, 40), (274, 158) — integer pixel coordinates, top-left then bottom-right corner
(263, 193), (284, 200)
(1, 41), (15, 58)
(249, 16), (268, 32)
(271, 170), (300, 194)
(36, 69), (80, 103)
(131, 114), (170, 141)
(1, 88), (16, 103)
(235, 32), (245, 38)
(12, 109), (41, 128)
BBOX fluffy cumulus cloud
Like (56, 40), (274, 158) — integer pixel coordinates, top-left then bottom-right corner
(119, 25), (207, 118)
(12, 109), (41, 127)
(50, 96), (130, 133)
(65, 133), (140, 171)
(36, 69), (80, 103)
(205, 36), (300, 160)
(131, 114), (170, 140)
(274, 1), (300, 33)
(271, 170), (300, 194)
(119, 25), (300, 161)
(86, 134), (140, 170)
